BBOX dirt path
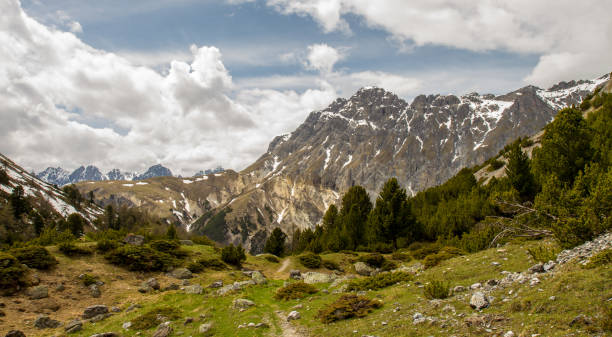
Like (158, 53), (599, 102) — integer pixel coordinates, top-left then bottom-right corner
(276, 257), (291, 274)
(275, 310), (308, 337)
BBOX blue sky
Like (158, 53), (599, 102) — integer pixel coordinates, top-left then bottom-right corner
(2, 0), (611, 174)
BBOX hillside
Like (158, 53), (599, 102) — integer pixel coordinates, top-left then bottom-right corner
(75, 73), (611, 253)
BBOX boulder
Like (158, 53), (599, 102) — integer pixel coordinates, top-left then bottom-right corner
(354, 262), (374, 276)
(199, 323), (212, 333)
(470, 282), (482, 290)
(470, 292), (490, 310)
(168, 268), (192, 279)
(152, 322), (172, 337)
(209, 280), (223, 288)
(184, 284), (203, 294)
(27, 285), (49, 300)
(34, 315), (61, 329)
(65, 319), (83, 333)
(122, 322), (132, 329)
(528, 263), (544, 274)
(302, 272), (336, 284)
(90, 313), (110, 322)
(144, 278), (160, 290)
(5, 331), (26, 337)
(543, 261), (555, 272)
(287, 311), (301, 321)
(289, 270), (302, 280)
(89, 284), (101, 298)
(162, 284), (180, 291)
(232, 298), (255, 309)
(83, 305), (109, 319)
(251, 271), (267, 285)
(124, 234), (144, 246)
(453, 285), (466, 293)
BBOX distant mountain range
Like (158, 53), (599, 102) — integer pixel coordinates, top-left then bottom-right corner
(36, 164), (172, 186)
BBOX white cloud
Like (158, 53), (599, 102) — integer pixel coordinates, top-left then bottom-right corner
(305, 43), (343, 73)
(265, 0), (612, 87)
(68, 21), (82, 33)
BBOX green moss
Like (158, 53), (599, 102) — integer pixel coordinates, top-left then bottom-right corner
(346, 271), (413, 291)
(10, 246), (57, 270)
(274, 282), (318, 300)
(317, 294), (383, 323)
(299, 253), (322, 268)
(131, 307), (181, 330)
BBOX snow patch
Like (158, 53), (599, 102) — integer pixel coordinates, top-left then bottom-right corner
(122, 183), (134, 187)
(182, 179), (193, 184)
(341, 154), (353, 169)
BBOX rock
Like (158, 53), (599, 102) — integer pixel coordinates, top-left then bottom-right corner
(529, 277), (540, 286)
(470, 282), (482, 290)
(89, 284), (101, 298)
(152, 322), (173, 337)
(209, 280), (223, 288)
(528, 263), (544, 274)
(179, 240), (194, 246)
(111, 306), (122, 313)
(199, 323), (212, 333)
(470, 292), (490, 310)
(289, 270), (302, 280)
(254, 322), (269, 328)
(144, 278), (160, 290)
(503, 331), (515, 337)
(491, 261), (501, 266)
(287, 311), (301, 321)
(27, 285), (49, 299)
(5, 331), (26, 337)
(65, 319), (83, 333)
(181, 279), (190, 286)
(83, 305), (109, 319)
(55, 283), (66, 292)
(442, 304), (456, 313)
(292, 304), (303, 310)
(543, 261), (555, 272)
(549, 295), (556, 301)
(569, 314), (593, 327)
(184, 317), (193, 325)
(89, 332), (121, 337)
(124, 234), (144, 246)
(453, 285), (466, 293)
(412, 312), (426, 325)
(233, 298), (255, 309)
(251, 271), (267, 285)
(302, 272), (336, 284)
(169, 268), (192, 279)
(90, 313), (110, 322)
(184, 284), (203, 294)
(486, 279), (498, 287)
(162, 284), (180, 291)
(125, 304), (141, 312)
(34, 315), (62, 329)
(354, 262), (374, 276)
(122, 322), (132, 329)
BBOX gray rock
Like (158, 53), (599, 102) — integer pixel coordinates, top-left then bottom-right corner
(169, 268), (193, 279)
(216, 280), (255, 296)
(528, 263), (544, 274)
(34, 315), (61, 329)
(470, 282), (482, 290)
(4, 331), (26, 337)
(89, 284), (101, 298)
(251, 271), (267, 285)
(124, 234), (144, 246)
(179, 240), (194, 246)
(89, 332), (121, 337)
(569, 314), (593, 326)
(289, 270), (301, 280)
(83, 305), (109, 319)
(125, 304), (141, 312)
(543, 261), (555, 272)
(232, 298), (255, 309)
(152, 322), (173, 337)
(209, 280), (223, 288)
(184, 317), (194, 325)
(55, 283), (65, 292)
(65, 319), (83, 333)
(90, 313), (110, 322)
(503, 331), (515, 337)
(470, 292), (490, 310)
(287, 311), (301, 321)
(199, 323), (212, 333)
(162, 283), (180, 291)
(302, 272), (336, 284)
(144, 278), (160, 290)
(27, 285), (49, 300)
(122, 322), (132, 329)
(354, 262), (374, 276)
(412, 312), (426, 325)
(184, 284), (203, 294)
(453, 285), (466, 293)
(111, 306), (122, 313)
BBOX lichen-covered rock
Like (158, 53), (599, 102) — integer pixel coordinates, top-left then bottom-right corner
(251, 271), (267, 285)
(83, 305), (109, 319)
(168, 268), (192, 279)
(354, 262), (374, 276)
(184, 284), (203, 294)
(470, 292), (490, 310)
(232, 298), (255, 309)
(302, 272), (336, 284)
(27, 285), (48, 300)
(65, 319), (83, 333)
(34, 315), (61, 329)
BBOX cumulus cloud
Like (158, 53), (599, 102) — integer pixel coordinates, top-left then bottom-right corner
(305, 43), (343, 74)
(0, 0), (336, 175)
(265, 0), (612, 87)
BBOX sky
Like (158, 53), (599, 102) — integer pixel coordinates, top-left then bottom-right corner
(1, 0), (611, 176)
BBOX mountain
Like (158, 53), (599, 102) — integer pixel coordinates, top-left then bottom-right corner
(106, 168), (137, 181)
(36, 167), (71, 186)
(194, 166), (225, 177)
(75, 73), (611, 253)
(134, 164), (172, 180)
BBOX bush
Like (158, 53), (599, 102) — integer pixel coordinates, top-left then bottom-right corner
(318, 294), (383, 323)
(358, 253), (386, 268)
(521, 138), (534, 148)
(0, 252), (27, 293)
(411, 243), (441, 259)
(391, 252), (412, 262)
(33, 228), (76, 246)
(190, 235), (215, 246)
(86, 229), (126, 242)
(0, 169), (8, 185)
(264, 255), (279, 263)
(10, 246), (57, 270)
(221, 244), (246, 267)
(487, 159), (505, 171)
(527, 244), (560, 263)
(58, 242), (93, 256)
(80, 274), (98, 286)
(150, 240), (188, 258)
(380, 259), (397, 271)
(423, 247), (464, 269)
(186, 261), (205, 273)
(186, 257), (227, 273)
(274, 282), (318, 300)
(322, 259), (340, 271)
(423, 279), (450, 299)
(299, 253), (322, 268)
(407, 242), (425, 251)
(96, 239), (120, 252)
(105, 245), (176, 271)
(346, 271), (413, 291)
(583, 249), (612, 269)
(131, 307), (181, 330)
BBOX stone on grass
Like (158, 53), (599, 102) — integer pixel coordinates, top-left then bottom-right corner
(184, 284), (203, 294)
(65, 319), (83, 333)
(289, 270), (301, 280)
(302, 272), (336, 284)
(89, 332), (121, 337)
(209, 280), (223, 288)
(251, 271), (267, 285)
(27, 285), (49, 300)
(528, 263), (544, 274)
(199, 323), (212, 333)
(233, 298), (255, 309)
(83, 305), (109, 319)
(169, 268), (192, 279)
(453, 285), (466, 293)
(470, 292), (490, 310)
(287, 311), (301, 321)
(34, 315), (61, 329)
(354, 262), (374, 276)
(89, 284), (101, 298)
(122, 322), (132, 329)
(152, 322), (173, 337)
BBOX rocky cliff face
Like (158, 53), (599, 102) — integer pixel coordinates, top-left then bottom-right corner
(76, 73), (610, 253)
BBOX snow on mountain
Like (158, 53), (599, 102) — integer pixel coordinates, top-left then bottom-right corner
(134, 164), (172, 180)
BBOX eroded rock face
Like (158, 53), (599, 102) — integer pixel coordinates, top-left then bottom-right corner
(302, 272), (336, 284)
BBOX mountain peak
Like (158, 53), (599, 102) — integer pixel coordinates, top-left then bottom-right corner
(134, 164), (172, 181)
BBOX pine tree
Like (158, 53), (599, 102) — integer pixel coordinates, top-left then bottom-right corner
(66, 213), (85, 237)
(367, 178), (414, 249)
(166, 225), (178, 240)
(9, 186), (29, 218)
(505, 141), (536, 200)
(338, 185), (372, 250)
(264, 227), (287, 256)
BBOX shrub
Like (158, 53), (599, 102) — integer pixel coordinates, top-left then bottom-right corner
(407, 242), (425, 251)
(487, 159), (505, 171)
(150, 240), (188, 258)
(190, 235), (215, 246)
(583, 249), (612, 269)
(86, 229), (126, 242)
(391, 252), (412, 262)
(527, 244), (560, 263)
(380, 260), (397, 271)
(423, 279), (450, 299)
(10, 246), (57, 270)
(80, 274), (98, 286)
(411, 243), (441, 259)
(131, 307), (181, 330)
(58, 242), (93, 256)
(423, 247), (464, 269)
(346, 271), (413, 291)
(521, 138), (534, 148)
(0, 252), (27, 293)
(264, 255), (279, 263)
(369, 242), (394, 254)
(186, 261), (205, 273)
(221, 244), (246, 267)
(299, 253), (322, 268)
(33, 228), (76, 246)
(105, 245), (175, 271)
(322, 259), (340, 271)
(358, 253), (386, 268)
(0, 169), (8, 185)
(274, 282), (318, 300)
(318, 294), (383, 323)
(198, 258), (227, 270)
(96, 239), (120, 252)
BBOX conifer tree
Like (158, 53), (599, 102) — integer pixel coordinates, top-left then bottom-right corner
(338, 185), (372, 250)
(367, 178), (414, 249)
(505, 141), (536, 200)
(264, 227), (287, 256)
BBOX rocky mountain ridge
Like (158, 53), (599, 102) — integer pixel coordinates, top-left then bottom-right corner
(37, 164), (173, 186)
